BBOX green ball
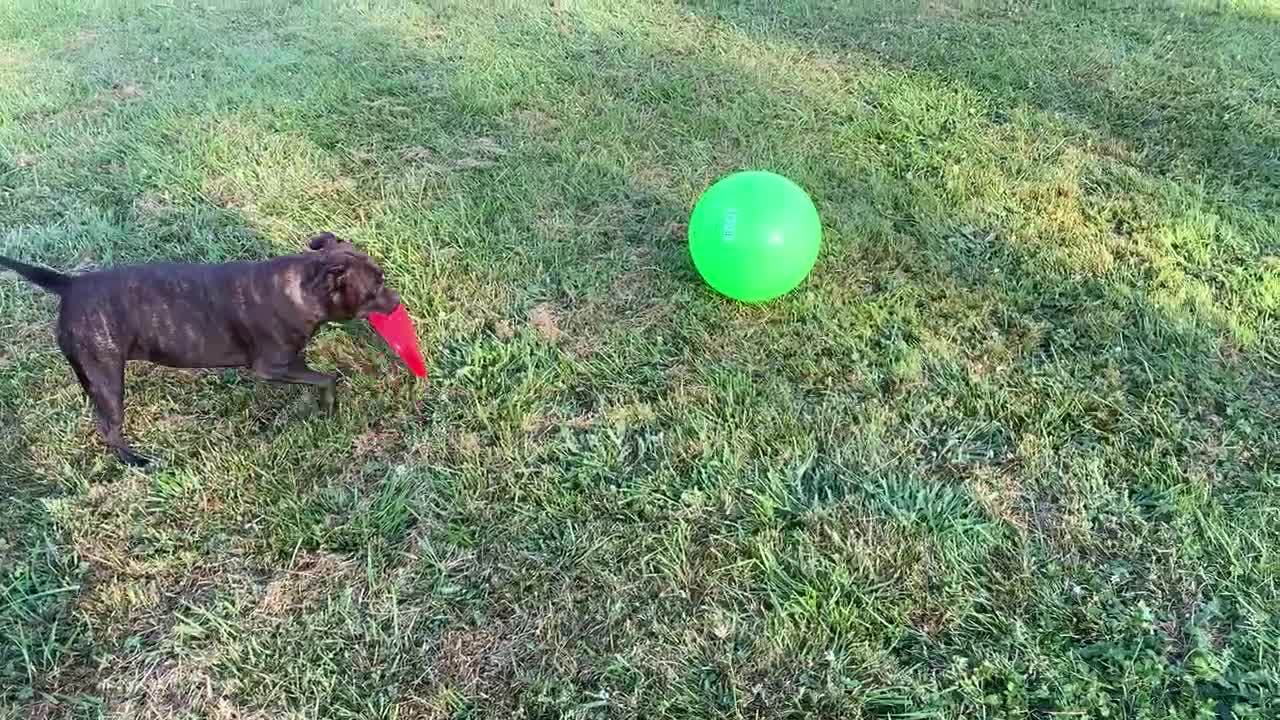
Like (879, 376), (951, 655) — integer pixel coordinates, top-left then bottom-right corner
(688, 171), (821, 303)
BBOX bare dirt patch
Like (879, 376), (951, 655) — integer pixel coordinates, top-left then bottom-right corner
(527, 303), (563, 343)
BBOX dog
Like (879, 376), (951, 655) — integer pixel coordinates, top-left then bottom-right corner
(0, 231), (400, 466)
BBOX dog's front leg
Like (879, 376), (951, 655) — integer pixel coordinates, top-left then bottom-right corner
(253, 356), (338, 413)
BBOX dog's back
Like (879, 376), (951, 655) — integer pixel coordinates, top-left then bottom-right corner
(54, 257), (322, 368)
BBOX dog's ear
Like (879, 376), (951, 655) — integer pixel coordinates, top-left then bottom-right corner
(307, 232), (347, 251)
(308, 256), (349, 294)
(323, 261), (347, 291)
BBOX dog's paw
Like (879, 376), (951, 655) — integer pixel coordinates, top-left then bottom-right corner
(115, 448), (153, 468)
(319, 384), (338, 415)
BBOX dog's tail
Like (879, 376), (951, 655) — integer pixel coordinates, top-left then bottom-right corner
(0, 255), (72, 295)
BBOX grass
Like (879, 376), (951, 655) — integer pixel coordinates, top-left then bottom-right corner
(1, 0), (1278, 717)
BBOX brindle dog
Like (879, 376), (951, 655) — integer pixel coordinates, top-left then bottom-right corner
(0, 232), (399, 466)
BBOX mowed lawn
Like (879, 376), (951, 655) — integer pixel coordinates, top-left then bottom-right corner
(2, 0), (1278, 717)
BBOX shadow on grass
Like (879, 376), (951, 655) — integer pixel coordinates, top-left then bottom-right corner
(683, 0), (1280, 206)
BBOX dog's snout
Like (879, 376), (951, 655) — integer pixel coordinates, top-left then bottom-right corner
(381, 288), (401, 312)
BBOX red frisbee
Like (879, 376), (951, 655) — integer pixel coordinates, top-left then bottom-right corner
(367, 304), (427, 378)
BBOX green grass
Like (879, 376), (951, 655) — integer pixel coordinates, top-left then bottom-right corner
(1, 0), (1278, 717)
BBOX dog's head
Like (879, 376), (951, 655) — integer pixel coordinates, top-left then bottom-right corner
(305, 232), (401, 320)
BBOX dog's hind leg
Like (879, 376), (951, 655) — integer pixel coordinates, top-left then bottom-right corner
(66, 352), (150, 467)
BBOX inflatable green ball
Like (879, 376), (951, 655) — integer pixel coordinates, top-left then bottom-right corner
(688, 171), (821, 303)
